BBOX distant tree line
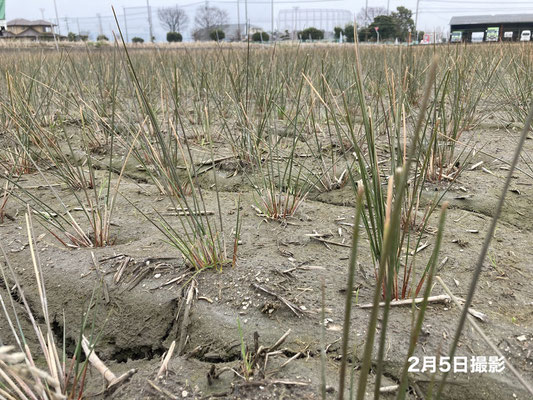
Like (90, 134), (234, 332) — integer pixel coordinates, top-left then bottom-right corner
(299, 27), (324, 41)
(158, 4), (230, 42)
(78, 4), (420, 43)
(336, 6), (423, 43)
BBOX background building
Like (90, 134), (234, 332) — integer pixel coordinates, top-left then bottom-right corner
(1, 19), (59, 40)
(450, 14), (533, 42)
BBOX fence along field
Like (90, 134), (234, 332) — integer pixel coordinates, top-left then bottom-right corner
(0, 38), (533, 399)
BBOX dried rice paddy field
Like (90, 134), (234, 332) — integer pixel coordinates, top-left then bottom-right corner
(1, 42), (533, 399)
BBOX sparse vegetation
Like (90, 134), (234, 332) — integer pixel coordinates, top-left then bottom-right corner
(0, 28), (532, 400)
(0, 212), (97, 399)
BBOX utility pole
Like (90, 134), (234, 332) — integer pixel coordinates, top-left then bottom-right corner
(123, 7), (129, 42)
(48, 3), (59, 50)
(271, 0), (274, 37)
(294, 6), (298, 39)
(415, 0), (420, 43)
(236, 0), (240, 41)
(245, 0), (248, 40)
(64, 17), (70, 33)
(365, 0), (368, 26)
(53, 0), (61, 35)
(39, 8), (45, 20)
(387, 0), (390, 15)
(97, 13), (103, 36)
(146, 0), (154, 42)
(76, 18), (81, 34)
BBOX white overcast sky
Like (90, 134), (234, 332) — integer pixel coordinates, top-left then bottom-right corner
(5, 0), (533, 40)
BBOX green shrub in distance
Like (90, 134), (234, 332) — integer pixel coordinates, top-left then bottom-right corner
(210, 30), (225, 41)
(167, 32), (183, 42)
(252, 31), (269, 42)
(299, 27), (324, 41)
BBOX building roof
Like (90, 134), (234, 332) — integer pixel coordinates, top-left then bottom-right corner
(450, 14), (533, 26)
(7, 18), (55, 27)
(16, 27), (52, 37)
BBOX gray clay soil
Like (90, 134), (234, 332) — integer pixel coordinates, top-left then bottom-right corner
(1, 114), (533, 400)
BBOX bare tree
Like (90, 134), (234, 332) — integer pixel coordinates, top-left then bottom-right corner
(158, 6), (189, 33)
(193, 5), (228, 34)
(356, 6), (388, 27)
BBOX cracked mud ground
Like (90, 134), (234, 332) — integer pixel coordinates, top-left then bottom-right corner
(1, 120), (533, 399)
